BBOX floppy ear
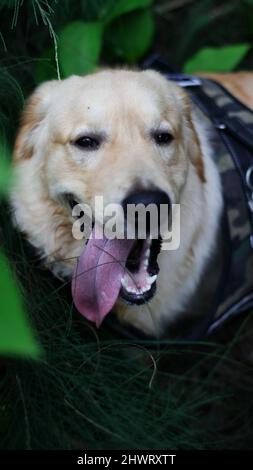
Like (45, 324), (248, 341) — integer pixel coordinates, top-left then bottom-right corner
(174, 86), (206, 183)
(13, 80), (59, 161)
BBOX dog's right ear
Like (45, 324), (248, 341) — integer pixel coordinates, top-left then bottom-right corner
(13, 80), (59, 161)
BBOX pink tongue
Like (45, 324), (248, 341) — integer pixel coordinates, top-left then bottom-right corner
(72, 226), (134, 327)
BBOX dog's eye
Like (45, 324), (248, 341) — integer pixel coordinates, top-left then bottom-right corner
(73, 136), (100, 151)
(153, 132), (173, 146)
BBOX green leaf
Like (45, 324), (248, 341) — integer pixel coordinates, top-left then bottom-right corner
(36, 47), (58, 84)
(0, 251), (41, 358)
(103, 0), (153, 24)
(58, 21), (103, 77)
(105, 9), (155, 63)
(184, 44), (250, 74)
(0, 137), (12, 195)
(0, 160), (11, 195)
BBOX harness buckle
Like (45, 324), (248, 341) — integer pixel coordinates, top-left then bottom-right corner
(246, 165), (253, 192)
(165, 74), (202, 88)
(250, 235), (253, 249)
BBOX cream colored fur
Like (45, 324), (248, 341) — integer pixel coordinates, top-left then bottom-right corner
(10, 69), (223, 336)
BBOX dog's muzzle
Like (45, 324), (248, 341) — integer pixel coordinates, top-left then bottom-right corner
(71, 188), (171, 327)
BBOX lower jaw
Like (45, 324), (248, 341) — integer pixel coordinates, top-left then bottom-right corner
(118, 236), (161, 307)
(119, 280), (157, 305)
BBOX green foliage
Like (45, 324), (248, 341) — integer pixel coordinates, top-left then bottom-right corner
(0, 140), (11, 195)
(0, 71), (40, 360)
(0, 136), (40, 358)
(58, 21), (103, 77)
(0, 160), (11, 194)
(104, 9), (154, 63)
(36, 0), (154, 79)
(0, 251), (41, 358)
(175, 0), (215, 63)
(184, 44), (250, 74)
(102, 0), (153, 24)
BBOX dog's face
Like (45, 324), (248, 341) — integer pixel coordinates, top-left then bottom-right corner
(11, 69), (206, 331)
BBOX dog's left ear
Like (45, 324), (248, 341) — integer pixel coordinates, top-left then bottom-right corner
(13, 80), (59, 161)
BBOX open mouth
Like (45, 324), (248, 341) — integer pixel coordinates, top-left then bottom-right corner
(120, 237), (162, 305)
(71, 222), (163, 328)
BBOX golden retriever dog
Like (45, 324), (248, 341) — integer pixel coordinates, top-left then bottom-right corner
(9, 69), (253, 337)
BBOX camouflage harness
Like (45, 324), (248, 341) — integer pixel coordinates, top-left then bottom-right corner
(162, 66), (253, 339)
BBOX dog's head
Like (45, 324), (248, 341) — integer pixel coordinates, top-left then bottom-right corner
(11, 69), (206, 330)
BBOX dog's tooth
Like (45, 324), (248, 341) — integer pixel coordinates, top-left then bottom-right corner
(127, 285), (133, 292)
(121, 277), (130, 290)
(141, 285), (150, 293)
(148, 274), (157, 284)
(144, 258), (149, 267)
(145, 248), (150, 258)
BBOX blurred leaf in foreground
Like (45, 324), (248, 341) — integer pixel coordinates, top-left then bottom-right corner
(184, 44), (250, 74)
(0, 136), (41, 358)
(0, 158), (11, 195)
(0, 250), (41, 358)
(0, 137), (12, 194)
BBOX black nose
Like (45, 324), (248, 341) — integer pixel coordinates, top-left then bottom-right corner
(122, 189), (171, 236)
